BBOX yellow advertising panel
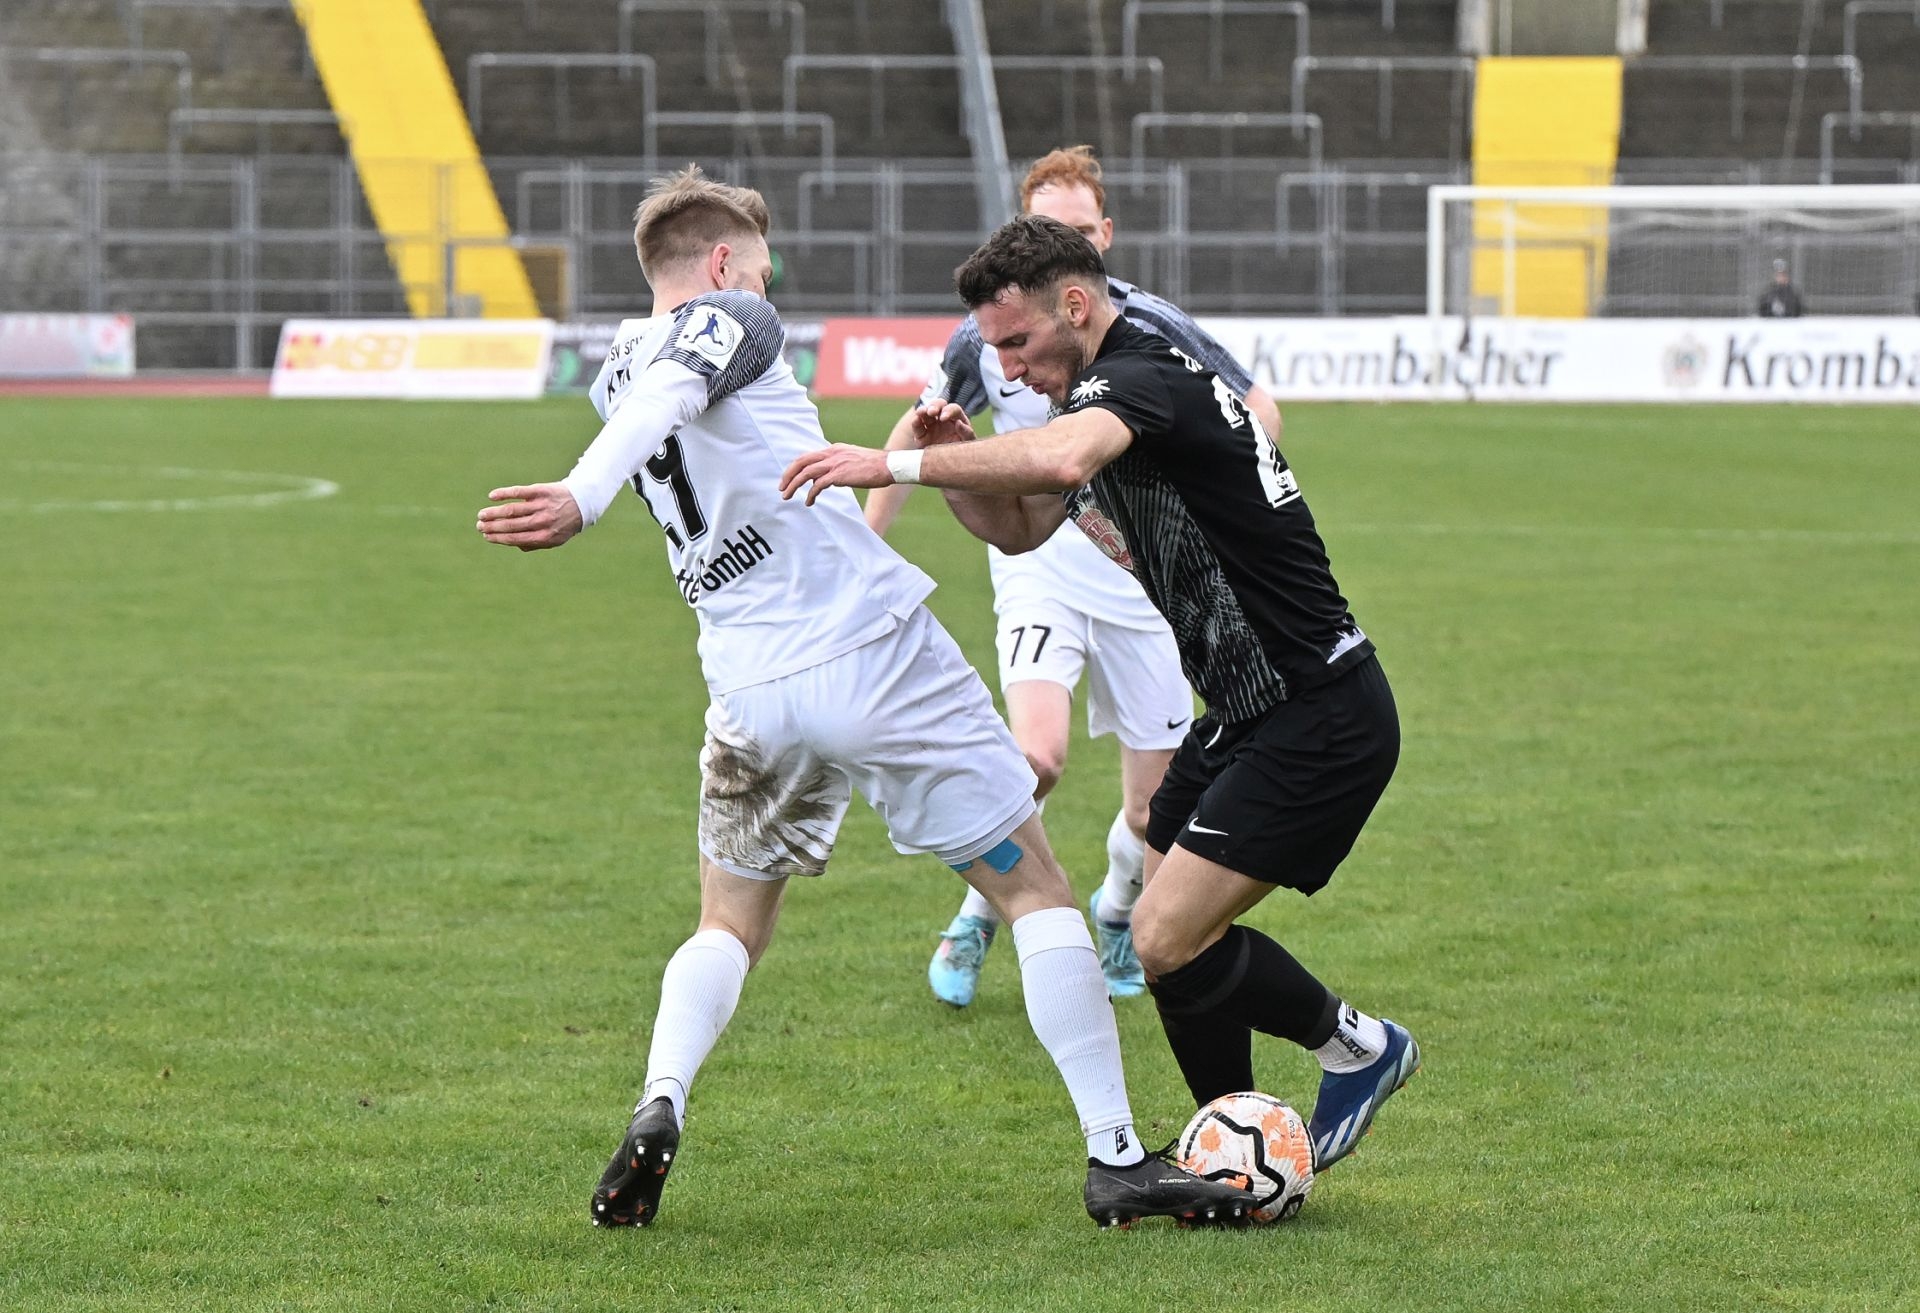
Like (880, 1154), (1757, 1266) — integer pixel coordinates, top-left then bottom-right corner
(270, 319), (553, 398)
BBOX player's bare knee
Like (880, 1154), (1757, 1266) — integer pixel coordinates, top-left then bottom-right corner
(1120, 794), (1153, 839)
(1129, 896), (1205, 977)
(1128, 903), (1180, 976)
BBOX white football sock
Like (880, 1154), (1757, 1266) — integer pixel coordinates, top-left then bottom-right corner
(1010, 906), (1144, 1167)
(1313, 1000), (1390, 1074)
(641, 928), (750, 1128)
(1093, 808), (1146, 924)
(955, 886), (1001, 926)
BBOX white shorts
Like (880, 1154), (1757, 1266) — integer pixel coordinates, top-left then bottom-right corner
(993, 594), (1196, 751)
(698, 605), (1038, 880)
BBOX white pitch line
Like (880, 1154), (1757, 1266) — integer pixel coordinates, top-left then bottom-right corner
(10, 461), (340, 513)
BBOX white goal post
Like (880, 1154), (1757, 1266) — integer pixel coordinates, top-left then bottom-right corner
(1426, 184), (1920, 322)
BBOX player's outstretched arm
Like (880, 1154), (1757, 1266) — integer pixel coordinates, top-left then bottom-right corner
(781, 406), (1127, 499)
(476, 359), (709, 553)
(477, 483), (585, 551)
(779, 407), (1129, 553)
(863, 402), (985, 535)
(860, 408), (923, 538)
(908, 401), (1064, 553)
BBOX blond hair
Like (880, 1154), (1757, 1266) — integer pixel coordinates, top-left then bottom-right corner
(631, 164), (771, 280)
(1019, 144), (1105, 213)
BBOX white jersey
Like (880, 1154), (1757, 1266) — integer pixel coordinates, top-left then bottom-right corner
(920, 276), (1258, 632)
(567, 290), (934, 694)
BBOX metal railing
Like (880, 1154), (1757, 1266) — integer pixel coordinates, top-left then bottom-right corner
(781, 54), (962, 136)
(1820, 111), (1920, 182)
(1625, 56), (1865, 143)
(1841, 0), (1920, 61)
(616, 0), (805, 86)
(0, 155), (409, 368)
(11, 153), (1920, 369)
(0, 45), (194, 117)
(420, 0), (552, 22)
(1289, 55), (1475, 154)
(1121, 1), (1307, 82)
(167, 108), (343, 157)
(792, 163), (974, 311)
(996, 55), (1167, 138)
(651, 111), (836, 171)
(465, 53), (660, 149)
(123, 0), (299, 72)
(781, 54), (1165, 139)
(1129, 112), (1323, 169)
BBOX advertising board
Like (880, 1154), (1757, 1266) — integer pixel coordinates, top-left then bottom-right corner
(1196, 316), (1920, 404)
(270, 320), (553, 399)
(814, 317), (961, 398)
(0, 314), (135, 378)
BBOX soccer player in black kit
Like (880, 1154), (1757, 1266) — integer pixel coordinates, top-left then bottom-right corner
(782, 215), (1419, 1172)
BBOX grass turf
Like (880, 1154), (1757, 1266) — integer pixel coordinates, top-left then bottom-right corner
(2, 396), (1916, 1311)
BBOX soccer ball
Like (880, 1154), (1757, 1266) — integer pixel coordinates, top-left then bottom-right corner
(1176, 1091), (1315, 1223)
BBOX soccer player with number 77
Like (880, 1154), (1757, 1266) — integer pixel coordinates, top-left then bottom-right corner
(782, 215), (1422, 1173)
(476, 167), (1255, 1230)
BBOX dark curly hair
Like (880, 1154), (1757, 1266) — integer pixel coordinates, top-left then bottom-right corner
(954, 215), (1108, 310)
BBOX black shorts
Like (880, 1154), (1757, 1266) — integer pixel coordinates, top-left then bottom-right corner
(1145, 655), (1399, 894)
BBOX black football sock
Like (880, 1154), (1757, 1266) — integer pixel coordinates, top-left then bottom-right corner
(1151, 992), (1255, 1106)
(1147, 925), (1342, 1100)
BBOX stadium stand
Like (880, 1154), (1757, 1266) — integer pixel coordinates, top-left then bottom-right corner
(2, 0), (1917, 368)
(299, 0), (539, 319)
(1622, 0), (1920, 172)
(0, 0), (382, 366)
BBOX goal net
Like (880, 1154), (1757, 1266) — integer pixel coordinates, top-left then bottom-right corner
(1427, 184), (1920, 320)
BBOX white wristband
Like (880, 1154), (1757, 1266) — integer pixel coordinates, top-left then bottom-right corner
(885, 449), (924, 486)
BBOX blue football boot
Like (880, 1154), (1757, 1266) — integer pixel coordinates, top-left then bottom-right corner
(1088, 891), (1146, 998)
(1307, 1019), (1421, 1171)
(928, 913), (996, 1007)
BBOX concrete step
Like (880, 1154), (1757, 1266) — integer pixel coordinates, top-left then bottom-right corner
(988, 0), (1461, 163)
(1633, 0), (1920, 161)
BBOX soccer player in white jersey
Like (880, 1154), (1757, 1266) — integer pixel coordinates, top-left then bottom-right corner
(865, 147), (1281, 1008)
(474, 167), (1253, 1231)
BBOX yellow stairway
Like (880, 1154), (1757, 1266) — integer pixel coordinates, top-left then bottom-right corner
(292, 0), (538, 319)
(1470, 57), (1623, 317)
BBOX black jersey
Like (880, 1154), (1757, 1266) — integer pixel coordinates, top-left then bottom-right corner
(1061, 316), (1371, 721)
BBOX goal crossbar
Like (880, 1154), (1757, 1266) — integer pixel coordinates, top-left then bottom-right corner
(1425, 183), (1920, 317)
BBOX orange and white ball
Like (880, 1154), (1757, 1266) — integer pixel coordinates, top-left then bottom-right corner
(1177, 1092), (1315, 1223)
